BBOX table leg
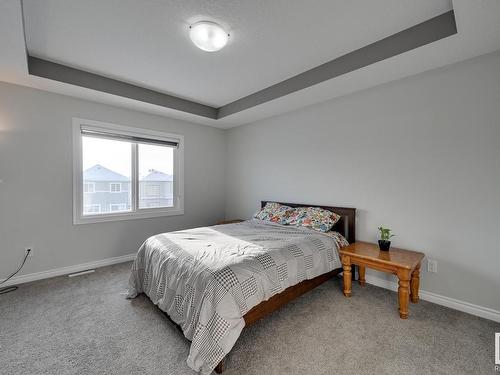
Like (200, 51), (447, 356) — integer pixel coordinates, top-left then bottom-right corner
(410, 263), (421, 303)
(358, 265), (366, 286)
(341, 256), (352, 297)
(397, 269), (410, 319)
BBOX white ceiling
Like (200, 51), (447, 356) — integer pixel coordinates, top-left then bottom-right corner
(1, 0), (500, 128)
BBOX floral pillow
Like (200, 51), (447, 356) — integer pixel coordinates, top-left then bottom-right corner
(253, 202), (293, 224)
(286, 206), (341, 233)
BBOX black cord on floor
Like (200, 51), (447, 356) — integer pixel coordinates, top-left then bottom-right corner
(0, 249), (31, 295)
(0, 286), (18, 295)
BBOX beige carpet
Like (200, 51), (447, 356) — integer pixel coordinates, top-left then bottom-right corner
(0, 262), (498, 374)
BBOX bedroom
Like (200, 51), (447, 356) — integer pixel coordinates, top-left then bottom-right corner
(1, 1), (500, 374)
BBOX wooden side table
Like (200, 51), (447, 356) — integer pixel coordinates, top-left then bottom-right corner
(339, 242), (425, 319)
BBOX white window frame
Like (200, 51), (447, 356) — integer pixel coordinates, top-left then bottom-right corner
(83, 182), (95, 193)
(109, 183), (122, 193)
(73, 118), (184, 224)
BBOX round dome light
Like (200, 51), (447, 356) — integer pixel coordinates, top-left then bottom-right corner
(189, 21), (229, 52)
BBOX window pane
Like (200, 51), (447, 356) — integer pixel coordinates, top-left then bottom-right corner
(138, 143), (174, 209)
(82, 136), (132, 215)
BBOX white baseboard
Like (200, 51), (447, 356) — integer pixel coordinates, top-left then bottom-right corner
(365, 274), (500, 323)
(0, 253), (136, 287)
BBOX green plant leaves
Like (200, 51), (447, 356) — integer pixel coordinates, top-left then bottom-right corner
(378, 226), (395, 240)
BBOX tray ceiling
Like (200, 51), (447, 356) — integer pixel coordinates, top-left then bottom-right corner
(1, 0), (500, 128)
(23, 0), (452, 107)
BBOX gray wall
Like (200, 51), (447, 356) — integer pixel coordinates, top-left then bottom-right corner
(225, 51), (500, 311)
(0, 82), (226, 277)
(1, 52), (499, 312)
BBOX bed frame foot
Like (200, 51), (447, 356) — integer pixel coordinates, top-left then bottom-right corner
(214, 358), (225, 373)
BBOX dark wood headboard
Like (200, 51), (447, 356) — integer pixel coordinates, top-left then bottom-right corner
(261, 201), (356, 244)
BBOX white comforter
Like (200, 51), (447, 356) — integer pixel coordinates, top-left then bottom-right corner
(127, 219), (344, 374)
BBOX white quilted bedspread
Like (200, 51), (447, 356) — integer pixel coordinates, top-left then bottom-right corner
(127, 219), (343, 374)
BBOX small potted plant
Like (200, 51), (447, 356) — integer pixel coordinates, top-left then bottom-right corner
(377, 226), (394, 251)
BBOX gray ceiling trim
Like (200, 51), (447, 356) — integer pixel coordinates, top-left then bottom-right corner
(26, 10), (456, 121)
(217, 10), (457, 119)
(27, 56), (218, 119)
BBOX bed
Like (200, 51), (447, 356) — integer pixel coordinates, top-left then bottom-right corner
(127, 201), (356, 374)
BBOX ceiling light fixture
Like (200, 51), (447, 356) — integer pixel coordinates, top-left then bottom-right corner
(189, 21), (229, 52)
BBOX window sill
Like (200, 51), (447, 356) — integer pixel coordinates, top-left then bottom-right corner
(73, 208), (184, 225)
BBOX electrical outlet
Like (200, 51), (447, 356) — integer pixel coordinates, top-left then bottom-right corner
(427, 259), (438, 273)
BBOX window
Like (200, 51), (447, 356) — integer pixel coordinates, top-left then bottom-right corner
(109, 203), (127, 212)
(83, 183), (95, 193)
(144, 184), (160, 197)
(138, 143), (175, 209)
(84, 204), (101, 213)
(109, 183), (122, 193)
(73, 118), (184, 224)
